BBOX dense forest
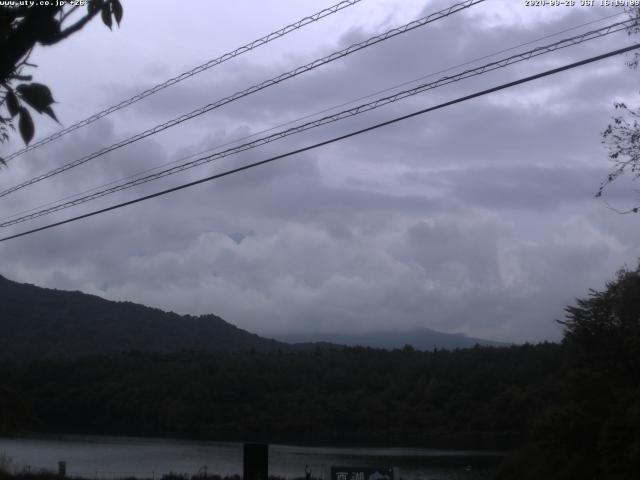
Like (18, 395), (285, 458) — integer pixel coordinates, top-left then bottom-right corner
(0, 343), (562, 449)
(1, 264), (639, 479)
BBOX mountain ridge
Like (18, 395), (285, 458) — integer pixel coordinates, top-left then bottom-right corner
(0, 274), (285, 360)
(275, 328), (506, 350)
(0, 274), (504, 360)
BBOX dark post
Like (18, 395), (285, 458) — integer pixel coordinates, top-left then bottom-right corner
(57, 461), (66, 478)
(243, 443), (268, 480)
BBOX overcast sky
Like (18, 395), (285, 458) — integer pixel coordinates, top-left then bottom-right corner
(1, 0), (639, 343)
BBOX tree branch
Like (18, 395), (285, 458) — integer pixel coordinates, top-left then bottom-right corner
(60, 5), (80, 24)
(0, 7), (62, 83)
(45, 7), (101, 44)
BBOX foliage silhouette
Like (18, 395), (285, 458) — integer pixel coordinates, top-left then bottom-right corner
(499, 263), (640, 479)
(0, 0), (122, 157)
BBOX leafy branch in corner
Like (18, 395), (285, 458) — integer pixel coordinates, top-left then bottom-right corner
(0, 0), (123, 165)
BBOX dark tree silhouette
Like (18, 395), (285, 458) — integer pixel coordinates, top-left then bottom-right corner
(499, 263), (640, 479)
(0, 0), (123, 157)
(561, 263), (640, 375)
(557, 264), (640, 478)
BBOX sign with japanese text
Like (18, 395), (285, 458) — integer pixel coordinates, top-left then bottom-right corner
(330, 467), (394, 480)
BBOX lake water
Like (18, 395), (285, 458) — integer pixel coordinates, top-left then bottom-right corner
(0, 435), (499, 480)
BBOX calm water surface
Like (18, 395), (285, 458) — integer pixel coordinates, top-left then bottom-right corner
(0, 435), (498, 480)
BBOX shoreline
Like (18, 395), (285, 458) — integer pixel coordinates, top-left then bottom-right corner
(0, 434), (505, 480)
(1, 432), (507, 457)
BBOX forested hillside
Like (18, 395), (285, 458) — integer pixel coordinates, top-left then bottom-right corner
(0, 275), (284, 360)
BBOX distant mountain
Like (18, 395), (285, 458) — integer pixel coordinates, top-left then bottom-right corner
(275, 329), (507, 351)
(0, 274), (285, 360)
(0, 274), (505, 361)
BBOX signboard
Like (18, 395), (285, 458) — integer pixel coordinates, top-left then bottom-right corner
(330, 467), (394, 480)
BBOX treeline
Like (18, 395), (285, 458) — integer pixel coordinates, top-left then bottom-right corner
(0, 343), (562, 450)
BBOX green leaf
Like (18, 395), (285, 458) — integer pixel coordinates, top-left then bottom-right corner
(6, 90), (20, 117)
(16, 83), (55, 113)
(111, 0), (123, 26)
(18, 107), (34, 145)
(101, 4), (112, 29)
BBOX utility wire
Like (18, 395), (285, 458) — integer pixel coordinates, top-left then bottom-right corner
(0, 11), (624, 225)
(1, 0), (363, 162)
(0, 18), (632, 228)
(0, 0), (485, 199)
(1, 43), (637, 243)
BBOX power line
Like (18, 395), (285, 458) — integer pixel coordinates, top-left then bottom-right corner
(1, 0), (363, 162)
(0, 0), (485, 199)
(0, 8), (627, 227)
(0, 11), (625, 225)
(0, 18), (632, 228)
(1, 43), (637, 243)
